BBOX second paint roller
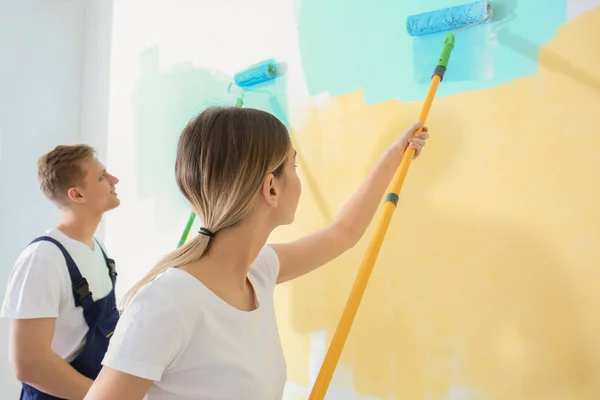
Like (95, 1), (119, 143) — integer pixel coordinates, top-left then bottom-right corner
(176, 59), (283, 248)
(308, 1), (494, 399)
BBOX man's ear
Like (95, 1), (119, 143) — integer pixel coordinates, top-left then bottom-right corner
(260, 173), (279, 208)
(67, 187), (85, 204)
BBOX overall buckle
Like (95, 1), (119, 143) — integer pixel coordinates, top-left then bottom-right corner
(73, 278), (92, 302)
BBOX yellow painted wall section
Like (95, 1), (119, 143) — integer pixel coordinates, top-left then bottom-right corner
(272, 8), (600, 399)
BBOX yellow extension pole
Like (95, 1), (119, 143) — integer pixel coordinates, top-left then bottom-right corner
(308, 32), (455, 400)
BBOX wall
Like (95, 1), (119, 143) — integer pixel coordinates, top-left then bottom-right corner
(104, 0), (310, 299)
(0, 0), (112, 395)
(275, 3), (600, 399)
(105, 1), (600, 399)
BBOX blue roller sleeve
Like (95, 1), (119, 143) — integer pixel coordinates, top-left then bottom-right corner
(233, 59), (278, 88)
(406, 0), (492, 37)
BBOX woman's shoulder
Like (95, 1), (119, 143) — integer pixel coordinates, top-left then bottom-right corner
(136, 267), (199, 296)
(248, 245), (280, 288)
(105, 268), (203, 381)
(121, 268), (206, 324)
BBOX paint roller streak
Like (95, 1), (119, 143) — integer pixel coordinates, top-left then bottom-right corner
(132, 47), (236, 234)
(295, 0), (566, 103)
(241, 81), (291, 128)
(296, 0), (409, 104)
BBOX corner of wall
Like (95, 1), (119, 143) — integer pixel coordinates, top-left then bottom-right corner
(79, 0), (115, 241)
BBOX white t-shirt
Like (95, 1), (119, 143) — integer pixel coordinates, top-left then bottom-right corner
(1, 228), (114, 362)
(102, 245), (287, 400)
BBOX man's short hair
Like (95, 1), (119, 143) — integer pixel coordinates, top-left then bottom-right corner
(37, 144), (96, 206)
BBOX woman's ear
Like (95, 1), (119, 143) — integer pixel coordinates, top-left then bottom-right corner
(260, 173), (279, 207)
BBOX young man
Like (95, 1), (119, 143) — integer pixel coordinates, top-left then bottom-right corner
(1, 144), (121, 400)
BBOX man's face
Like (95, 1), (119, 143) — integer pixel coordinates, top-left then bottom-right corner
(67, 157), (120, 214)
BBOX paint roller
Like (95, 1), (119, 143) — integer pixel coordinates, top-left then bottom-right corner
(176, 59), (332, 247)
(176, 59), (284, 247)
(232, 59), (280, 89)
(308, 1), (494, 399)
(406, 0), (493, 36)
(228, 59), (334, 224)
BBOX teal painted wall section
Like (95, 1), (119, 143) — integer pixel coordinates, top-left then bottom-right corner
(295, 0), (566, 103)
(131, 46), (291, 235)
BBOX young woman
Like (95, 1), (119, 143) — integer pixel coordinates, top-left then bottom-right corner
(84, 106), (429, 400)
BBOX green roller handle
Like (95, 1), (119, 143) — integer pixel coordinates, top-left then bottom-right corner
(176, 88), (246, 249)
(435, 33), (455, 76)
(177, 211), (196, 248)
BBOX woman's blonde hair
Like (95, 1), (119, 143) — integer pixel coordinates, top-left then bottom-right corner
(120, 106), (290, 309)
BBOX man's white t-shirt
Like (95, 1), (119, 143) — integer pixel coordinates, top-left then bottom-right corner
(1, 228), (114, 362)
(102, 245), (287, 400)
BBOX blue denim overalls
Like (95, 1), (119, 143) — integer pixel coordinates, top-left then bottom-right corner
(20, 236), (119, 400)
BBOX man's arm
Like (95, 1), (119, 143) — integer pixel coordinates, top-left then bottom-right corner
(272, 122), (429, 284)
(10, 318), (93, 399)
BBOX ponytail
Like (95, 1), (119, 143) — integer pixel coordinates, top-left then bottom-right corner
(119, 232), (211, 311)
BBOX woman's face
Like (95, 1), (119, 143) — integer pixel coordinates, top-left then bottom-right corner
(276, 146), (302, 225)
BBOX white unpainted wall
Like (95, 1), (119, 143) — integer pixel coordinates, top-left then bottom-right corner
(0, 0), (112, 395)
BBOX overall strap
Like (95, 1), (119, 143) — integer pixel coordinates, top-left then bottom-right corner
(30, 236), (94, 311)
(94, 239), (117, 288)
